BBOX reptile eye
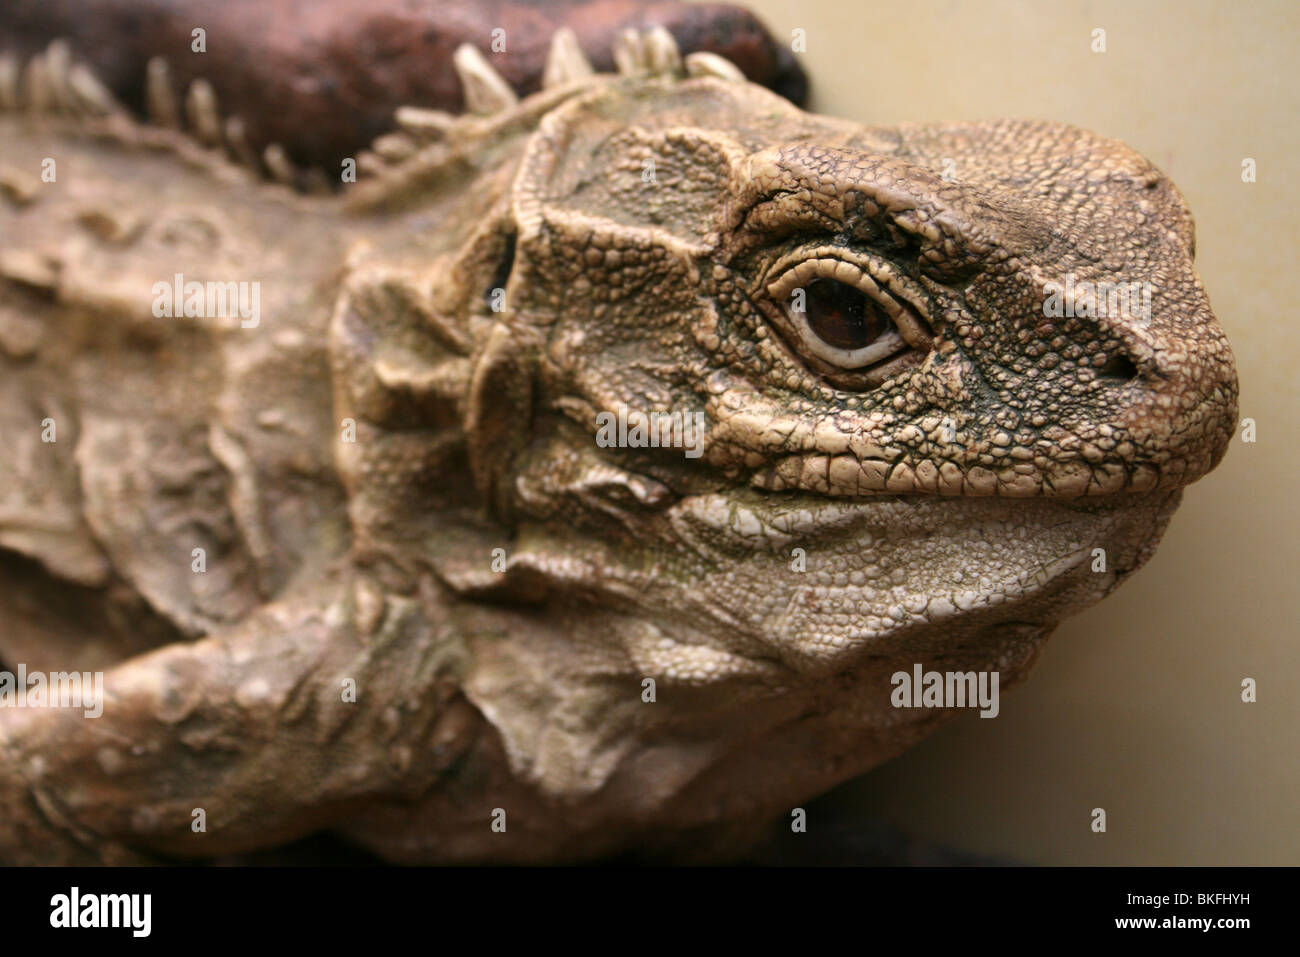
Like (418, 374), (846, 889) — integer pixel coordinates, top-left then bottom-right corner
(763, 256), (933, 386)
(800, 279), (894, 351)
(783, 277), (909, 368)
(775, 274), (925, 376)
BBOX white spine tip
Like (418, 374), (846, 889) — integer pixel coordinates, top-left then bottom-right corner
(452, 43), (518, 115)
(146, 56), (180, 128)
(371, 132), (417, 163)
(394, 105), (457, 140)
(44, 40), (74, 112)
(67, 63), (122, 116)
(644, 26), (682, 76)
(185, 78), (222, 145)
(262, 143), (296, 185)
(223, 115), (259, 168)
(612, 29), (647, 77)
(542, 27), (594, 88)
(684, 51), (746, 83)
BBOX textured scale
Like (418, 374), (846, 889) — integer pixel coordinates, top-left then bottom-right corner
(0, 27), (1236, 863)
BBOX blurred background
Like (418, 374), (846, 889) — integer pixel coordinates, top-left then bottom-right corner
(737, 0), (1297, 865)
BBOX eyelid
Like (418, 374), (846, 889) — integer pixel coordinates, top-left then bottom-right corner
(767, 258), (910, 327)
(792, 310), (906, 368)
(766, 256), (934, 354)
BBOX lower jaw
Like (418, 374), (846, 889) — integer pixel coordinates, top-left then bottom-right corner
(662, 486), (1183, 664)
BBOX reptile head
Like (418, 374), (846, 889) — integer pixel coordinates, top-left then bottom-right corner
(463, 74), (1237, 684)
(0, 28), (1243, 861)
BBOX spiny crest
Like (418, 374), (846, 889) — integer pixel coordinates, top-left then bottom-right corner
(347, 26), (748, 206)
(0, 40), (282, 192)
(1, 39), (121, 117)
(0, 29), (749, 201)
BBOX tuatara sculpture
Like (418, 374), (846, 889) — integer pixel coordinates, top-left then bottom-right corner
(0, 25), (1237, 864)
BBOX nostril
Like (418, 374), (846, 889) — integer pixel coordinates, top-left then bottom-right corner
(1096, 354), (1139, 383)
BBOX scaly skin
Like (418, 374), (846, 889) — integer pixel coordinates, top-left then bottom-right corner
(0, 30), (1236, 863)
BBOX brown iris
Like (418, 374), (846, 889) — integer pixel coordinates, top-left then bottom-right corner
(799, 279), (893, 351)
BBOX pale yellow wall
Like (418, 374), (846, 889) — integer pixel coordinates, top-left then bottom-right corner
(732, 0), (1298, 864)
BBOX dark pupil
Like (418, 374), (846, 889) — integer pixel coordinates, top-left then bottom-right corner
(800, 279), (889, 350)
